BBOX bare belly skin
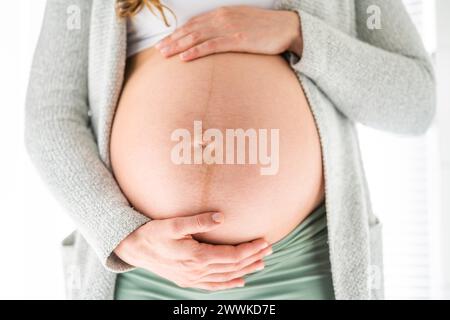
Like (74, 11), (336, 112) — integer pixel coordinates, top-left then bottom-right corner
(110, 47), (324, 245)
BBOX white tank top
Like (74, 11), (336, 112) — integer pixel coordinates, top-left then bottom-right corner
(126, 0), (275, 57)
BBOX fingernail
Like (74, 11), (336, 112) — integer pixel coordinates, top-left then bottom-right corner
(238, 282), (245, 287)
(180, 51), (190, 60)
(256, 264), (264, 271)
(261, 241), (270, 249)
(265, 249), (273, 256)
(160, 46), (170, 55)
(212, 212), (223, 223)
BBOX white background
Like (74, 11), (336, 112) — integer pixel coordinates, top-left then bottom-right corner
(1, 0), (449, 299)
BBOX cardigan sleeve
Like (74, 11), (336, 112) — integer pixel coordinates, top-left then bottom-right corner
(288, 0), (436, 135)
(24, 0), (150, 272)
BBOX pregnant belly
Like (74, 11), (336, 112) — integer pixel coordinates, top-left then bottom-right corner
(110, 48), (324, 245)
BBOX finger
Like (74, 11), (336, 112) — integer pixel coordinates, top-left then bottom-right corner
(193, 238), (269, 264)
(155, 5), (232, 50)
(158, 31), (210, 58)
(204, 245), (273, 274)
(155, 19), (202, 49)
(196, 259), (265, 283)
(191, 278), (245, 292)
(179, 36), (238, 61)
(168, 212), (224, 238)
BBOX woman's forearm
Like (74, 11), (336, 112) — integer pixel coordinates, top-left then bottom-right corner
(286, 11), (303, 58)
(288, 2), (435, 135)
(25, 0), (149, 272)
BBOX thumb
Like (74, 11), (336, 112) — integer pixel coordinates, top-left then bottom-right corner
(169, 212), (224, 238)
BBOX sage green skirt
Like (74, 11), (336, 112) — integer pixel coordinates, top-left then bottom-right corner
(114, 203), (335, 300)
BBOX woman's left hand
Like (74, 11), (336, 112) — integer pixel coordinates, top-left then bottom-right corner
(155, 6), (302, 61)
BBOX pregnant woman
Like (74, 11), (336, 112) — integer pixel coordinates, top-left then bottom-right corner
(25, 0), (435, 300)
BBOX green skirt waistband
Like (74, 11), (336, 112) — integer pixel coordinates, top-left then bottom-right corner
(264, 202), (328, 268)
(115, 203), (335, 300)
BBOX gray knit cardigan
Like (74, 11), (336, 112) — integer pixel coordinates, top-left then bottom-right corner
(25, 0), (435, 300)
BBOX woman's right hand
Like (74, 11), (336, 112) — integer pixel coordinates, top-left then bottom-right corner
(113, 212), (273, 291)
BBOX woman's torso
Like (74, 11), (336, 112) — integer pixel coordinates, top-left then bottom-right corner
(110, 2), (325, 245)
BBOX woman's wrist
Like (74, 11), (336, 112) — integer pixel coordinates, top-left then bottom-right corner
(285, 11), (303, 57)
